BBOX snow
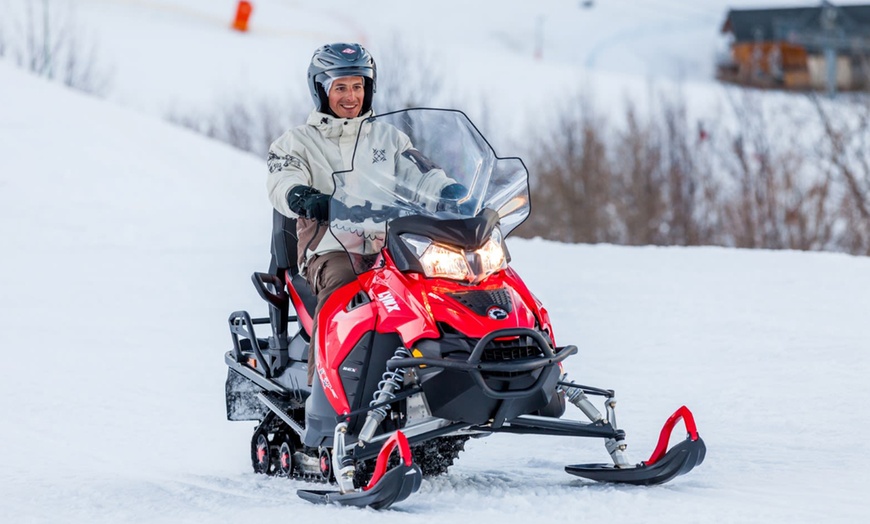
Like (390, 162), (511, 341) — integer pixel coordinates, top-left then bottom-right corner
(1, 0), (869, 522)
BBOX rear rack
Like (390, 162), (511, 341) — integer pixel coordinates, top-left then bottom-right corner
(229, 311), (284, 379)
(227, 271), (303, 380)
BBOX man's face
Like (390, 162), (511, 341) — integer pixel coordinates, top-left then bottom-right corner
(327, 76), (365, 118)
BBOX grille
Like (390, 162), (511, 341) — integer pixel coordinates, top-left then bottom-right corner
(447, 288), (513, 317)
(481, 335), (544, 363)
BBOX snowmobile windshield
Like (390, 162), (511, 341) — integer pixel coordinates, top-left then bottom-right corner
(328, 108), (530, 272)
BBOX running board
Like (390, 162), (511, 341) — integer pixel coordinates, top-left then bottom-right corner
(257, 392), (305, 437)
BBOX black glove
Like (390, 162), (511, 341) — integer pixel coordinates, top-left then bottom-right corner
(438, 183), (477, 215)
(287, 185), (330, 222)
(440, 183), (468, 200)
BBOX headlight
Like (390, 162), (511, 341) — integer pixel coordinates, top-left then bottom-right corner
(477, 227), (506, 276)
(419, 243), (471, 281)
(400, 229), (506, 282)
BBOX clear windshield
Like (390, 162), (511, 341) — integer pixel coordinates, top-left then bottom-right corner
(328, 108), (530, 268)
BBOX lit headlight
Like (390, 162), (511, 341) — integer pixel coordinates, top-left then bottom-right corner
(400, 229), (506, 282)
(477, 227), (506, 276)
(419, 243), (470, 281)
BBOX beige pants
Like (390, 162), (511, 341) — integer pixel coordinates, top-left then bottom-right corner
(305, 251), (358, 385)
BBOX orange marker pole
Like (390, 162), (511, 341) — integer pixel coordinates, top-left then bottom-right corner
(232, 1), (253, 32)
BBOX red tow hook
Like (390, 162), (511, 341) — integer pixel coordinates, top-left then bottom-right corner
(644, 405), (700, 466)
(364, 430), (414, 491)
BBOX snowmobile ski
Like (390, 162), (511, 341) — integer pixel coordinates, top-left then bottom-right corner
(296, 431), (422, 510)
(566, 406), (706, 485)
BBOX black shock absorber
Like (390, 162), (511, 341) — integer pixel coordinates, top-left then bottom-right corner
(357, 347), (412, 444)
(559, 374), (631, 467)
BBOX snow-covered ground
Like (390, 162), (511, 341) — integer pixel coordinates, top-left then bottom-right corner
(2, 1), (870, 522)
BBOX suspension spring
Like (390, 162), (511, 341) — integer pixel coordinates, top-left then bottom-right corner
(559, 374), (605, 423)
(358, 347), (412, 444)
(368, 348), (411, 418)
(562, 384), (586, 405)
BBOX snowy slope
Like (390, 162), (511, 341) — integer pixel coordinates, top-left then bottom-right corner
(2, 60), (870, 523)
(35, 0), (869, 139)
(2, 0), (870, 521)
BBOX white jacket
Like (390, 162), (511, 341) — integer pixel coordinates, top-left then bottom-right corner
(267, 109), (454, 271)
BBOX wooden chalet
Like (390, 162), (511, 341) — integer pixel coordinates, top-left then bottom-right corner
(718, 1), (870, 91)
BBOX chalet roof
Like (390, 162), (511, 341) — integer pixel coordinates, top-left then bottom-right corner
(721, 2), (870, 51)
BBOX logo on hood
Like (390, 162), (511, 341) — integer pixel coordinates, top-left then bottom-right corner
(487, 306), (509, 320)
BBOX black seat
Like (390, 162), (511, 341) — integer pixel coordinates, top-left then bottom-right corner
(290, 272), (318, 321)
(268, 210), (315, 337)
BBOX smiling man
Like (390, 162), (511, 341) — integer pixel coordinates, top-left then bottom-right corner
(265, 43), (461, 385)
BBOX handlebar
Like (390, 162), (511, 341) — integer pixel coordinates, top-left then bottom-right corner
(331, 199), (404, 223)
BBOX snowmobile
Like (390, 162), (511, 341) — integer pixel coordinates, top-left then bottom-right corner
(224, 108), (705, 509)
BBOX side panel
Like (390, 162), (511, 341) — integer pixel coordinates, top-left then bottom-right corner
(317, 281), (377, 415)
(367, 267), (440, 343)
(345, 331), (405, 436)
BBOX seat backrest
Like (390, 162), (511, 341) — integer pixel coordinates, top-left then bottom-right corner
(269, 209), (299, 278)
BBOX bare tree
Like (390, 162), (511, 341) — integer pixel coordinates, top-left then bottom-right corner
(4, 0), (112, 95)
(155, 38), (869, 258)
(166, 91), (308, 158)
(0, 17), (7, 58)
(373, 34), (446, 112)
(716, 89), (838, 251)
(657, 92), (710, 246)
(58, 27), (112, 95)
(513, 84), (858, 254)
(518, 91), (618, 243)
(612, 102), (666, 245)
(811, 93), (870, 254)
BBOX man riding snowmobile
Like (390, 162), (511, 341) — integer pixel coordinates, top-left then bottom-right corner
(266, 42), (465, 386)
(225, 43), (705, 511)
